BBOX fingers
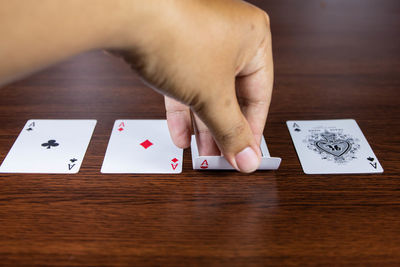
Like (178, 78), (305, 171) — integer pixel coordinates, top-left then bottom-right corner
(165, 75), (270, 174)
(165, 95), (221, 155)
(165, 96), (192, 148)
(192, 114), (220, 156)
(190, 79), (261, 173)
(236, 26), (273, 149)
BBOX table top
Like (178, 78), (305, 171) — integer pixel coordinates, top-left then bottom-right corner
(1, 0), (399, 266)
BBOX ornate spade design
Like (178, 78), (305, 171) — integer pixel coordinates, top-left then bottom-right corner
(315, 132), (351, 157)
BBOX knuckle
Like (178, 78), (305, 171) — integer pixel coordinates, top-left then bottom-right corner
(263, 11), (271, 27)
(197, 128), (213, 136)
(166, 109), (188, 117)
(238, 96), (268, 108)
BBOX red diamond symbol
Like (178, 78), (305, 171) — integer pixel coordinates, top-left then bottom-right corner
(171, 158), (178, 163)
(140, 139), (153, 149)
(118, 127), (124, 132)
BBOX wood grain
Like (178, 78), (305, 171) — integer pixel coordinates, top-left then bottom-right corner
(0, 0), (399, 266)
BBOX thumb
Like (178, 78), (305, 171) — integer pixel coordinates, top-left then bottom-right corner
(191, 84), (261, 173)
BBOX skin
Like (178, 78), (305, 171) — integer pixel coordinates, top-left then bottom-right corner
(0, 0), (273, 173)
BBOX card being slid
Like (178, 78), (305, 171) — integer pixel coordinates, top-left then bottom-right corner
(101, 120), (183, 174)
(0, 120), (97, 174)
(287, 119), (383, 174)
(191, 135), (281, 170)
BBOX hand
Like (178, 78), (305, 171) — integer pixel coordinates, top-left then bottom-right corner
(110, 0), (274, 172)
(0, 0), (272, 173)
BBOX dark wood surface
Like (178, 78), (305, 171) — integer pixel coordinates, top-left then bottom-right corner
(1, 0), (399, 266)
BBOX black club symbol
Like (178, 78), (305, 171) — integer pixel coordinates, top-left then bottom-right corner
(41, 140), (59, 149)
(70, 158), (77, 163)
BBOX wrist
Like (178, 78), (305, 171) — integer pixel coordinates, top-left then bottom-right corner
(99, 0), (175, 50)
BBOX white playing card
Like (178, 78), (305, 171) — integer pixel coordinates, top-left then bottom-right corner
(191, 135), (281, 170)
(101, 120), (183, 174)
(0, 119), (97, 174)
(287, 119), (383, 174)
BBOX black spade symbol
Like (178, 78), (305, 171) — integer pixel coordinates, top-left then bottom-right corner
(367, 157), (374, 162)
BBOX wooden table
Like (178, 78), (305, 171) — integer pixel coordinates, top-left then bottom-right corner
(1, 0), (399, 265)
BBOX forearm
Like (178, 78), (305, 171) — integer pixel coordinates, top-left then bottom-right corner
(0, 0), (163, 86)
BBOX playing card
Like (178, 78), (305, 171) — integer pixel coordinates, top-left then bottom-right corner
(101, 120), (183, 174)
(0, 120), (97, 174)
(286, 119), (383, 174)
(191, 135), (281, 170)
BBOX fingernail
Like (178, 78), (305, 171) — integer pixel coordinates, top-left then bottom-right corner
(234, 147), (260, 173)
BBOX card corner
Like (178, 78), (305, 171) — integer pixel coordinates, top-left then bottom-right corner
(346, 118), (358, 124)
(302, 168), (314, 175)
